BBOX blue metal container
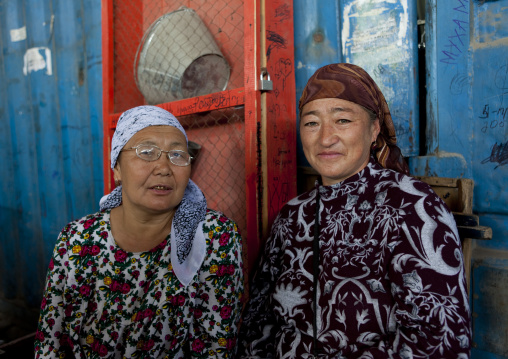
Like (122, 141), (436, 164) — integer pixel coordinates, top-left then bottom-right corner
(0, 0), (103, 312)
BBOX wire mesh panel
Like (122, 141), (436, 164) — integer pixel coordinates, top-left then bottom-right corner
(104, 0), (297, 274)
(111, 0), (244, 114)
(104, 0), (250, 242)
(179, 107), (247, 236)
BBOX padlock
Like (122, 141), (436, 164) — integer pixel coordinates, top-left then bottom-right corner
(259, 68), (273, 91)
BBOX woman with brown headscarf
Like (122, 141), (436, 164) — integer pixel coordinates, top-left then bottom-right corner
(238, 63), (471, 358)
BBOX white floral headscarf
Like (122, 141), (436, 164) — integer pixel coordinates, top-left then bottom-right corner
(99, 105), (207, 286)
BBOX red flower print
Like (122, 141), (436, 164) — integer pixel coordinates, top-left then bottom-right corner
(47, 318), (55, 328)
(143, 339), (155, 351)
(91, 340), (100, 352)
(64, 304), (73, 317)
(91, 245), (100, 256)
(111, 331), (119, 341)
(202, 293), (209, 302)
(220, 305), (232, 319)
(48, 258), (54, 271)
(114, 249), (128, 262)
(177, 295), (185, 306)
(110, 280), (122, 292)
(35, 330), (45, 342)
(58, 248), (67, 256)
(219, 215), (227, 223)
(219, 232), (230, 246)
(87, 301), (97, 313)
(80, 246), (90, 257)
(228, 264), (235, 275)
(121, 283), (131, 294)
(144, 308), (154, 319)
(83, 218), (95, 229)
(100, 310), (108, 321)
(191, 338), (205, 353)
(59, 334), (73, 348)
(98, 344), (108, 357)
(155, 291), (162, 300)
(217, 265), (227, 277)
(100, 231), (108, 239)
(132, 270), (140, 279)
(79, 285), (91, 297)
(41, 298), (47, 309)
(194, 308), (203, 319)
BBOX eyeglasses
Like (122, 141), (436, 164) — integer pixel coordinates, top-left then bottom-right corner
(121, 144), (193, 166)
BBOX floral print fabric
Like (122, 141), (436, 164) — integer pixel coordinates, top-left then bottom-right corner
(238, 158), (471, 358)
(35, 209), (244, 358)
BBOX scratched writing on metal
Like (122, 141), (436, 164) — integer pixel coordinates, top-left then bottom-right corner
(440, 0), (468, 65)
(481, 142), (508, 168)
(266, 30), (287, 60)
(270, 178), (289, 214)
(479, 104), (507, 133)
(273, 147), (292, 168)
(165, 92), (244, 116)
(275, 4), (290, 21)
(394, 122), (410, 137)
(274, 58), (292, 92)
(495, 64), (508, 103)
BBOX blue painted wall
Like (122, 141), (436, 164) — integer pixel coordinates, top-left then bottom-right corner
(294, 0), (508, 357)
(0, 0), (102, 327)
(409, 1), (508, 357)
(294, 0), (419, 167)
(1, 0), (506, 356)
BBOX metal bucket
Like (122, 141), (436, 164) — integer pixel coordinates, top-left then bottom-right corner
(134, 7), (230, 104)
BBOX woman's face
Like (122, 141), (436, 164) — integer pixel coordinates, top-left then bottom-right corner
(300, 98), (380, 186)
(113, 126), (191, 215)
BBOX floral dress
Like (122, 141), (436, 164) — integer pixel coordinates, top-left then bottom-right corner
(238, 158), (471, 358)
(34, 208), (244, 358)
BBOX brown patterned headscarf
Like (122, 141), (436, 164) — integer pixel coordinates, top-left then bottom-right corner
(299, 63), (409, 175)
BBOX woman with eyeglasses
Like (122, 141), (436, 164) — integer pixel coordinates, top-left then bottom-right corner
(34, 105), (244, 358)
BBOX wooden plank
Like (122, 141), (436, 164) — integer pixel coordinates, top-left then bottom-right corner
(453, 212), (479, 227)
(457, 225), (493, 240)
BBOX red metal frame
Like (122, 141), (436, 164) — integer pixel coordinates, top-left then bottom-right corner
(101, 0), (295, 275)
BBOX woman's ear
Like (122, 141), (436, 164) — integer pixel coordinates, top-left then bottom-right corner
(113, 163), (122, 187)
(371, 119), (381, 142)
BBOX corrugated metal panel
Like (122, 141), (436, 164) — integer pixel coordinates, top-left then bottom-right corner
(339, 0), (420, 156)
(407, 1), (508, 357)
(294, 0), (341, 166)
(0, 0), (102, 309)
(294, 0), (419, 166)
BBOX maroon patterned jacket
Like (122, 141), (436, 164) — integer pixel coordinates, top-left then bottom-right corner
(238, 158), (471, 358)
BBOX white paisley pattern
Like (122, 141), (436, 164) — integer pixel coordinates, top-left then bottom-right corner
(238, 158), (471, 359)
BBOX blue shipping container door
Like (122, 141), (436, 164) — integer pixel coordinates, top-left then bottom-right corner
(293, 0), (419, 166)
(408, 1), (508, 357)
(339, 0), (420, 156)
(0, 0), (103, 314)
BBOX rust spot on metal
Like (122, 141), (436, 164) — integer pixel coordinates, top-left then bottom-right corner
(313, 31), (324, 43)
